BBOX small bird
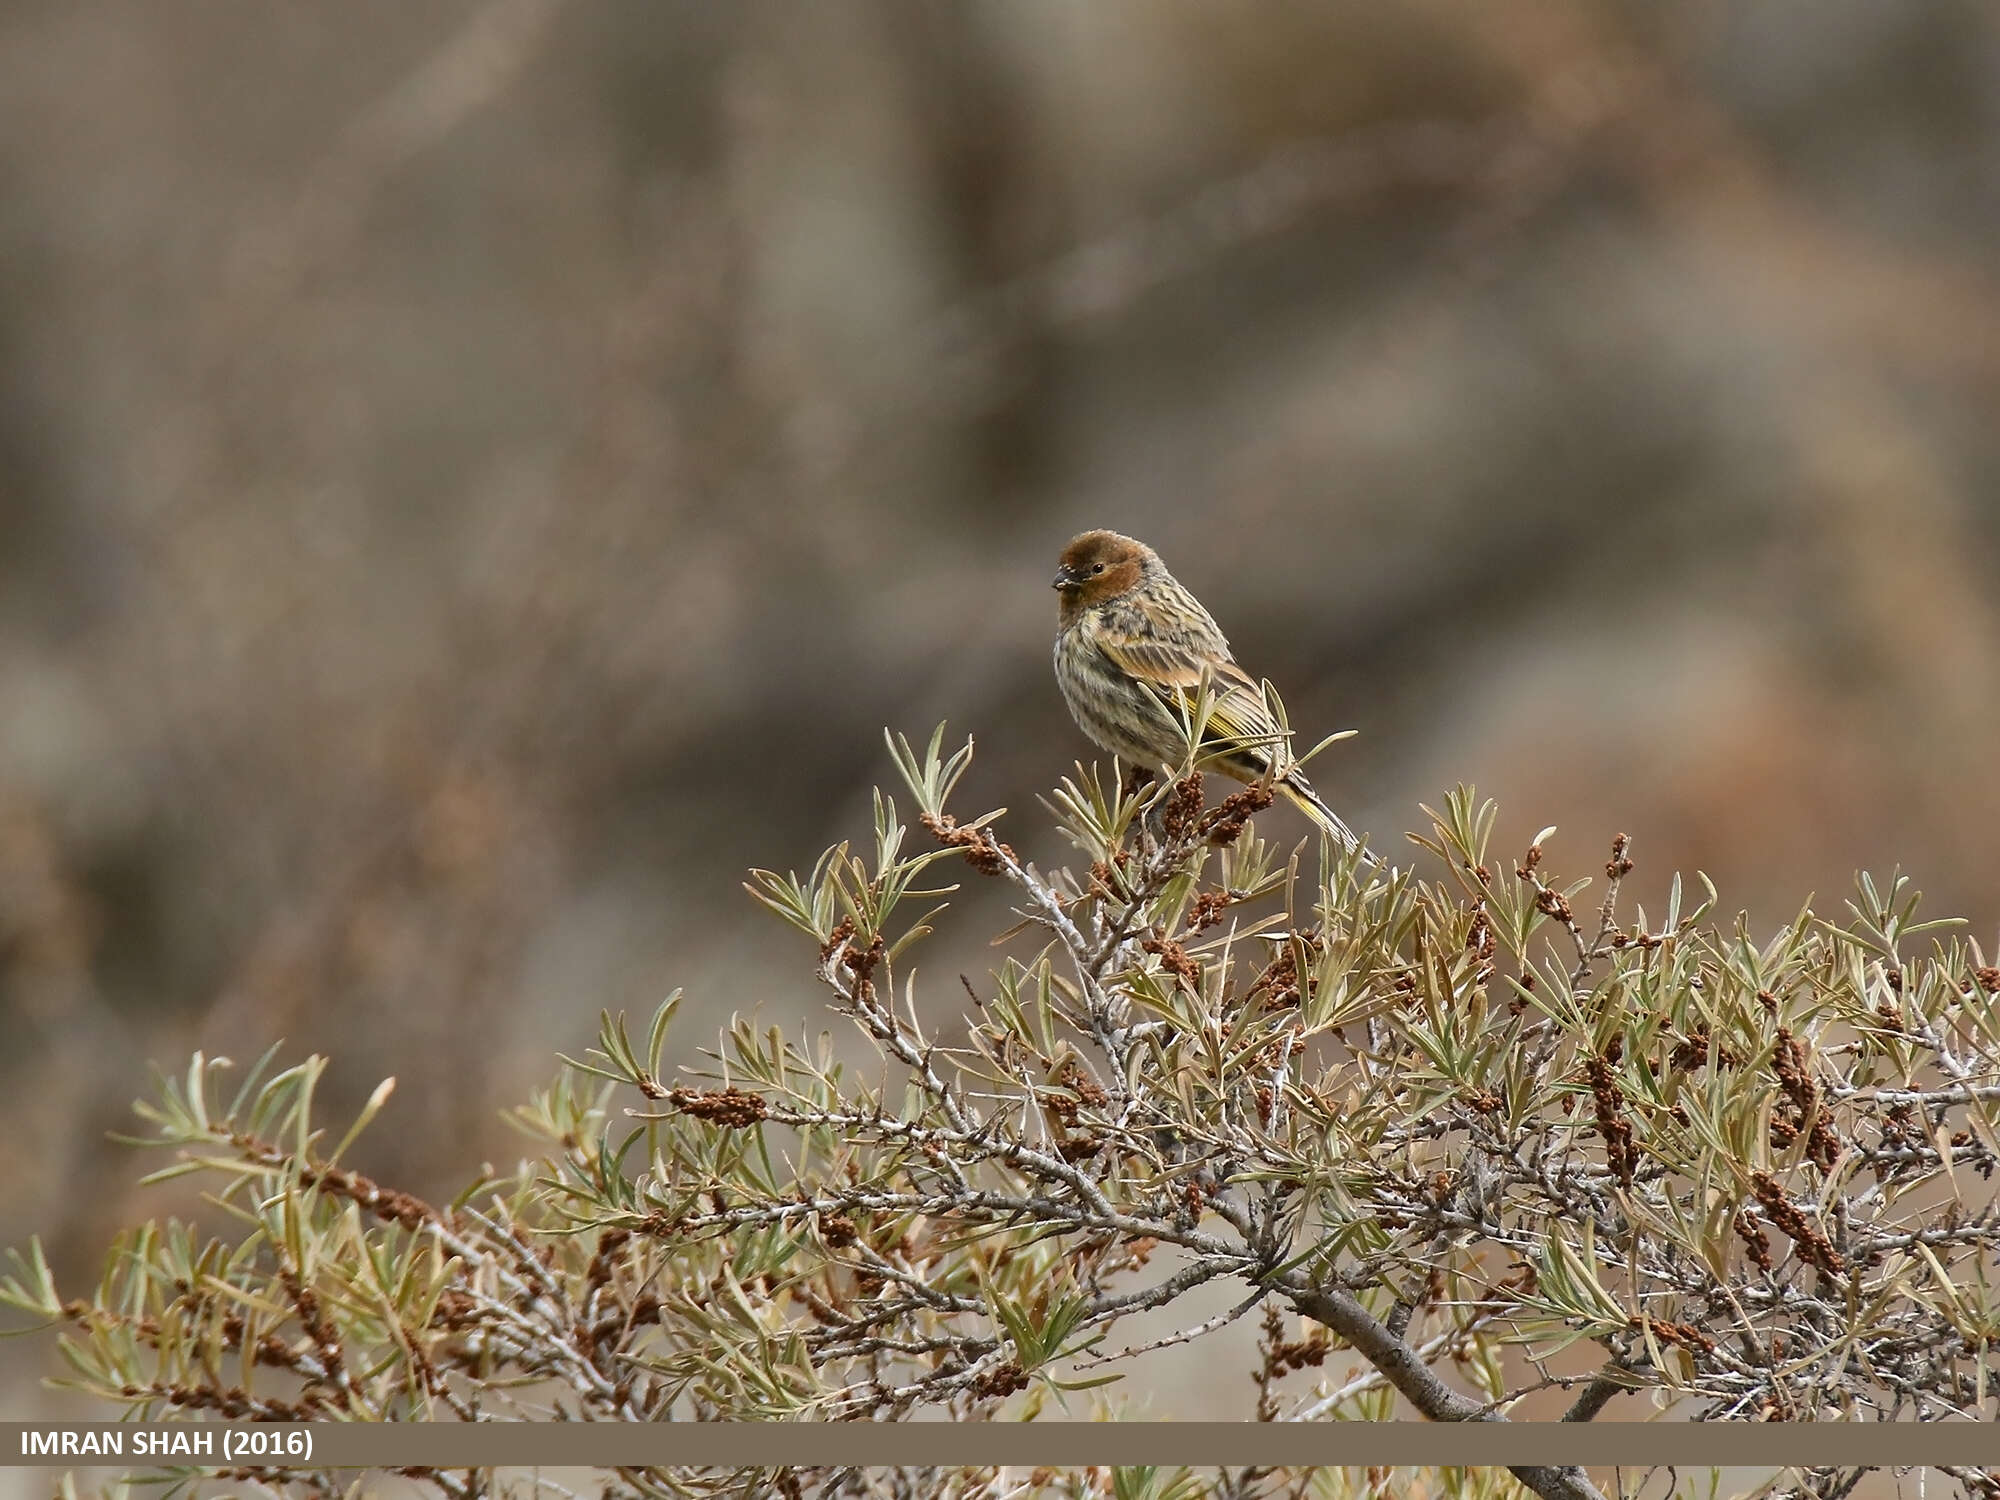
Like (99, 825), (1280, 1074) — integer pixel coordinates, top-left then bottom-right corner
(1052, 529), (1373, 860)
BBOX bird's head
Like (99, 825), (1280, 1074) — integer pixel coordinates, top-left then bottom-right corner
(1053, 530), (1155, 616)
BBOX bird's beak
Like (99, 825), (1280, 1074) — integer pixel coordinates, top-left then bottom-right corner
(1052, 573), (1077, 592)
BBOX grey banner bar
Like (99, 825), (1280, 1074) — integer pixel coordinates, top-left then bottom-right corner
(2, 1422), (1994, 1469)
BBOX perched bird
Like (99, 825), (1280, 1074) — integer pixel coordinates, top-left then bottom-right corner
(1051, 529), (1373, 860)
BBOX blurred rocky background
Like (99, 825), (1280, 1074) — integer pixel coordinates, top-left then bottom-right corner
(3, 0), (1999, 1442)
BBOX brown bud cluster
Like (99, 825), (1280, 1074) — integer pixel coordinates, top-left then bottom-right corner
(1769, 1028), (1841, 1171)
(839, 932), (887, 1004)
(1186, 889), (1234, 932)
(293, 1159), (437, 1232)
(1733, 1209), (1774, 1272)
(1142, 935), (1201, 989)
(1750, 1172), (1846, 1277)
(1088, 852), (1133, 899)
(1249, 946), (1303, 1010)
(1265, 1326), (1330, 1376)
(1199, 784), (1274, 847)
(970, 1360), (1030, 1400)
(1668, 1025), (1740, 1073)
(819, 915), (856, 965)
(1509, 968), (1537, 1015)
(1606, 833), (1635, 880)
(1586, 1042), (1638, 1188)
(1160, 772), (1205, 842)
(586, 1227), (632, 1292)
(669, 1087), (769, 1128)
(1466, 910), (1496, 962)
(921, 812), (1014, 876)
(1631, 1314), (1716, 1355)
(1880, 1102), (1919, 1154)
(1048, 1060), (1108, 1113)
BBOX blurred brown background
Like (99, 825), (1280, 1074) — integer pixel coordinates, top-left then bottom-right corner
(3, 0), (2000, 1440)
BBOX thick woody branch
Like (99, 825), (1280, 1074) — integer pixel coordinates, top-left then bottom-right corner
(1283, 1280), (1609, 1500)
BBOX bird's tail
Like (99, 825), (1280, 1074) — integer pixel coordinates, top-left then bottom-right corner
(1279, 772), (1382, 869)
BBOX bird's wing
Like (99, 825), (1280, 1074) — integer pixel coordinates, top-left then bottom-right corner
(1092, 623), (1283, 750)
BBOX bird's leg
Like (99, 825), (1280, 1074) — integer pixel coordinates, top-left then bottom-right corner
(1122, 764), (1165, 853)
(1120, 763), (1160, 801)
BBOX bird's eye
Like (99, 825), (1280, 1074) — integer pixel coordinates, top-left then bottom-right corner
(1091, 562), (1105, 574)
